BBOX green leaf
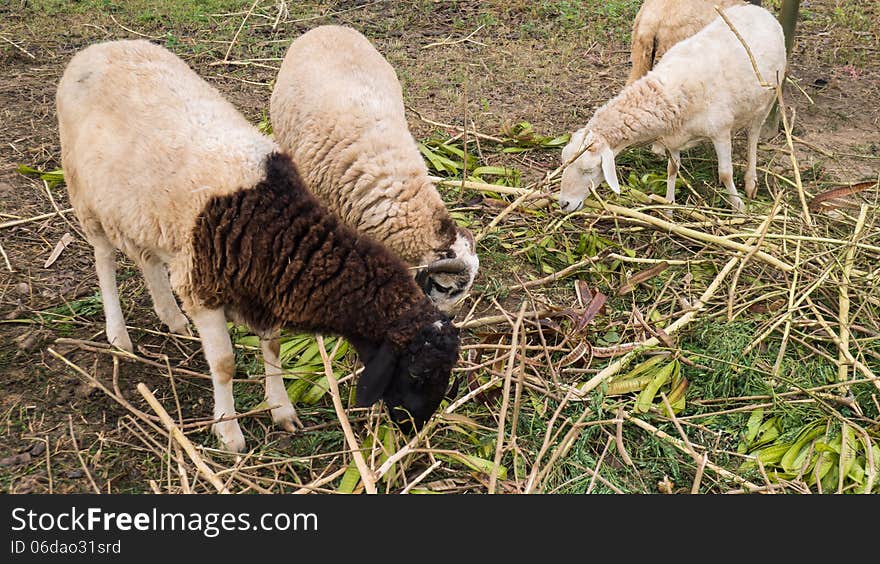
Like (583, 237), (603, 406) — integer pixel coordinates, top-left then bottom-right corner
(17, 164), (65, 186)
(440, 453), (507, 480)
(338, 433), (376, 494)
(471, 165), (520, 183)
(780, 422), (826, 473)
(419, 143), (460, 174)
(634, 359), (677, 414)
(807, 447), (836, 486)
(756, 443), (792, 466)
(285, 378), (313, 403)
(337, 460), (362, 494)
(743, 417), (782, 452)
(543, 134), (570, 147)
(745, 408), (764, 442)
(300, 375), (329, 405)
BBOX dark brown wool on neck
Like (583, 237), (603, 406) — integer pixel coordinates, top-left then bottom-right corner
(190, 152), (439, 349)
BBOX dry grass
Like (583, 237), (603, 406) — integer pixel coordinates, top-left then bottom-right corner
(1, 0), (878, 495)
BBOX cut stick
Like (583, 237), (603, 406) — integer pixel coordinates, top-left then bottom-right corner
(508, 254), (601, 291)
(456, 308), (561, 330)
(581, 199), (792, 272)
(0, 208), (74, 230)
(839, 205), (869, 381)
(774, 82), (814, 227)
(136, 382), (230, 494)
(741, 262), (836, 356)
(489, 301), (527, 494)
(316, 335), (377, 494)
(772, 239), (801, 377)
(625, 412), (762, 491)
(577, 255), (740, 395)
(68, 415), (102, 494)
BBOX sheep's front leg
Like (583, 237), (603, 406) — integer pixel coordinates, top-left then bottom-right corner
(260, 331), (302, 433)
(189, 307), (246, 453)
(91, 234), (133, 352)
(712, 134), (744, 212)
(139, 255), (190, 335)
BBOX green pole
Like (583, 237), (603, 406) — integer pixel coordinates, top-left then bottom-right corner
(779, 0), (801, 56)
(764, 0), (800, 137)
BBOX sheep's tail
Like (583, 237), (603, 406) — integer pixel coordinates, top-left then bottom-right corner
(626, 27), (657, 85)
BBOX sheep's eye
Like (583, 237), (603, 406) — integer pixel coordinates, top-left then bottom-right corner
(431, 281), (453, 293)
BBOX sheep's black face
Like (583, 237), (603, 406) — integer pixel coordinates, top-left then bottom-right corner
(354, 318), (460, 433)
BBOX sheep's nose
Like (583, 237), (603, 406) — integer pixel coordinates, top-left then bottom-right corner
(557, 196), (583, 212)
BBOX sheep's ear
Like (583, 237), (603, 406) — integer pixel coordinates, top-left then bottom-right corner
(356, 342), (396, 407)
(600, 146), (621, 194)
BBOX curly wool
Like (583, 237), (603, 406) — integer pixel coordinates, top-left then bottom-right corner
(269, 26), (479, 316)
(191, 152), (440, 351)
(57, 39), (460, 450)
(627, 0), (761, 85)
(270, 25), (456, 266)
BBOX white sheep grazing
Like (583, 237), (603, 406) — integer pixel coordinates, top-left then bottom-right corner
(57, 39), (460, 453)
(627, 0), (761, 85)
(269, 24), (479, 314)
(559, 3), (786, 213)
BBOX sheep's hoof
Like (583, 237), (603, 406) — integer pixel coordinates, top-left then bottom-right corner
(213, 420), (247, 453)
(107, 328), (134, 353)
(272, 405), (303, 433)
(166, 313), (192, 336)
(731, 196), (745, 213)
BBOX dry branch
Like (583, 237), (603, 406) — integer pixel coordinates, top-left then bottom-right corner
(489, 302), (526, 493)
(581, 199), (792, 271)
(136, 383), (230, 494)
(316, 335), (377, 494)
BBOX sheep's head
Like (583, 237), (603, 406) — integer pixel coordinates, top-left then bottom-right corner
(353, 316), (460, 432)
(558, 129), (620, 212)
(415, 226), (479, 315)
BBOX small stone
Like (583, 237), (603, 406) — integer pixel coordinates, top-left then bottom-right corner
(0, 453), (32, 467)
(16, 282), (30, 296)
(29, 442), (46, 457)
(15, 332), (39, 351)
(3, 307), (24, 320)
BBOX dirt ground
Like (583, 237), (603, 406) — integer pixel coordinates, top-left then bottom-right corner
(1, 1), (878, 494)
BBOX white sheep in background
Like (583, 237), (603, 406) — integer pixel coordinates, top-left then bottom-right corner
(559, 3), (786, 213)
(269, 25), (479, 315)
(57, 39), (460, 453)
(627, 0), (762, 85)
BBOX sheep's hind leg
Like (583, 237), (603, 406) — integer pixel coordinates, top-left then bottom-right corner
(189, 306), (246, 453)
(91, 233), (133, 352)
(743, 117), (764, 200)
(664, 149), (681, 217)
(138, 255), (190, 335)
(261, 331), (302, 433)
(712, 134), (745, 212)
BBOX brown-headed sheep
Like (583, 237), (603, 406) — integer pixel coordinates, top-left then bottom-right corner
(269, 25), (479, 315)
